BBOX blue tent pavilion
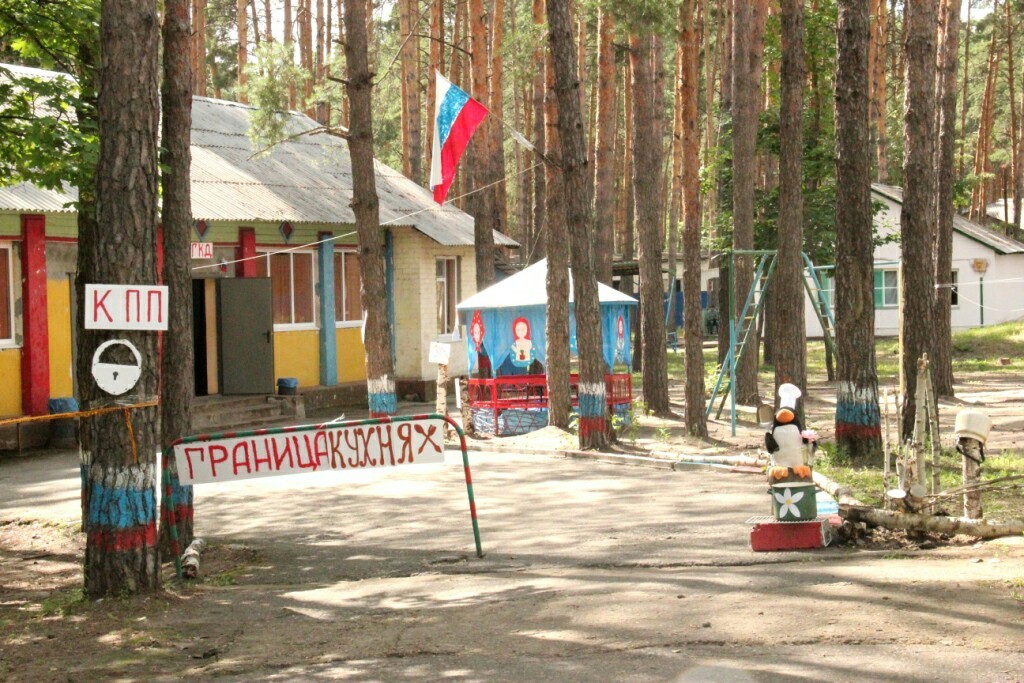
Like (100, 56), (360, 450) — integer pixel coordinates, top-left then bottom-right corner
(456, 259), (638, 436)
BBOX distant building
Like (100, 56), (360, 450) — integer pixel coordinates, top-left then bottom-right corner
(0, 63), (515, 420)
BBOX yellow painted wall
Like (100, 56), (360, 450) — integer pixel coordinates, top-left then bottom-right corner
(0, 348), (22, 416)
(336, 327), (367, 383)
(47, 278), (74, 397)
(273, 329), (320, 388)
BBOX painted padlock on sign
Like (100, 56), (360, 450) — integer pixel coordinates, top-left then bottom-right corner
(91, 339), (143, 396)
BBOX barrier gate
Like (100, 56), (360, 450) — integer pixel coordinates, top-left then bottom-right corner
(171, 413), (483, 560)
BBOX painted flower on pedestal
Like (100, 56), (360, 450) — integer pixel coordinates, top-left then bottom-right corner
(774, 488), (805, 519)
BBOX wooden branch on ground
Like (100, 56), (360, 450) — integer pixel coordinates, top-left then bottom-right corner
(812, 469), (864, 507)
(840, 506), (1024, 539)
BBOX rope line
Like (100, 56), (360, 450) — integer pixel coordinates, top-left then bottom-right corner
(0, 400), (158, 428)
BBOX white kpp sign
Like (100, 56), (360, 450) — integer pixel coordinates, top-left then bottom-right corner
(85, 284), (168, 331)
(173, 418), (447, 485)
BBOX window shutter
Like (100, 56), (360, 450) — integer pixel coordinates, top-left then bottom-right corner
(873, 270), (883, 308)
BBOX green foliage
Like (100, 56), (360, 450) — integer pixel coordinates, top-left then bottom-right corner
(244, 42), (310, 152)
(0, 0), (99, 198)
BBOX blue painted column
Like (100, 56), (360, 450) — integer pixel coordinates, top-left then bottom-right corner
(385, 229), (397, 369)
(317, 233), (338, 386)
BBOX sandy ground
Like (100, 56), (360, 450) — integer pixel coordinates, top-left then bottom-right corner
(2, 449), (1024, 682)
(2, 367), (1023, 681)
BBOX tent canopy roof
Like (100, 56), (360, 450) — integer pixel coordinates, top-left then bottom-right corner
(457, 259), (638, 311)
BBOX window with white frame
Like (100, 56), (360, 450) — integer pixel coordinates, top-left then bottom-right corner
(873, 269), (898, 308)
(950, 270), (959, 307)
(333, 249), (363, 324)
(254, 250), (316, 327)
(436, 257), (459, 336)
(0, 244), (13, 344)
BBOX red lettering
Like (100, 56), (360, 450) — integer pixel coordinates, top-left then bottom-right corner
(344, 430), (361, 468)
(313, 431), (330, 469)
(396, 424), (413, 463)
(272, 436), (293, 470)
(209, 445), (229, 477)
(296, 435), (316, 469)
(252, 438), (271, 471)
(359, 427), (377, 467)
(148, 290), (163, 323)
(182, 447), (204, 480)
(377, 425), (395, 466)
(327, 430), (346, 468)
(232, 441), (251, 476)
(92, 289), (113, 323)
(126, 289), (141, 322)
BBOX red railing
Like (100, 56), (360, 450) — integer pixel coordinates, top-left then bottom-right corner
(467, 373), (632, 436)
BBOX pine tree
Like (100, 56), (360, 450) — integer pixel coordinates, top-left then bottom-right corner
(834, 0), (883, 461)
(82, 0), (162, 596)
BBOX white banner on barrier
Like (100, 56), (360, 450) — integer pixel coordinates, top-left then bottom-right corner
(173, 418), (447, 485)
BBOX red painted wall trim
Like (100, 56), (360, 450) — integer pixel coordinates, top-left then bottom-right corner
(20, 214), (49, 415)
(237, 227), (257, 278)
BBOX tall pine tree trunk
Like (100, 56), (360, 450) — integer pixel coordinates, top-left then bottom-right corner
(630, 31), (670, 416)
(490, 0), (507, 231)
(775, 0), (807, 401)
(620, 63), (635, 297)
(237, 0), (248, 101)
(300, 0), (314, 113)
(900, 0), (938, 441)
(932, 0), (960, 398)
(835, 0), (882, 462)
(159, 0), (196, 556)
(547, 0), (609, 449)
(731, 0), (767, 405)
(426, 0), (444, 166)
(593, 9), (616, 285)
(1006, 0), (1023, 237)
(285, 0), (296, 109)
(191, 0), (208, 96)
(545, 11), (571, 429)
(469, 0), (496, 287)
(83, 0), (161, 597)
(680, 0), (707, 437)
(531, 0), (547, 261)
(343, 0), (396, 417)
(869, 0), (889, 181)
(399, 0), (421, 183)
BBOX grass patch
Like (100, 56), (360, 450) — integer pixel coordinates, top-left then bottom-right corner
(39, 587), (85, 618)
(815, 449), (1024, 518)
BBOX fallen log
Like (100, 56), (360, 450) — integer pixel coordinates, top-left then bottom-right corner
(812, 470), (864, 507)
(181, 538), (206, 579)
(840, 506), (1024, 539)
(651, 451), (769, 467)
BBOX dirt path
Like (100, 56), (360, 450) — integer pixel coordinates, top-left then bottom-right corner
(2, 451), (1023, 682)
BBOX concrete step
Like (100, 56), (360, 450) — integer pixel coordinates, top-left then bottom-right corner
(191, 396), (301, 433)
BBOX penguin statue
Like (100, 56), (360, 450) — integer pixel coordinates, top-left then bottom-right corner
(764, 383), (812, 481)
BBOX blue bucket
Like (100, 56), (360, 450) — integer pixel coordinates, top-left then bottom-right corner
(277, 377), (299, 396)
(48, 397), (79, 447)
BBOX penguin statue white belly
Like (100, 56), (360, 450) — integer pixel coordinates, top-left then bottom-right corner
(765, 407), (811, 481)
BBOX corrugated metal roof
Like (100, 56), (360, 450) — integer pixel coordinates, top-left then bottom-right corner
(0, 64), (516, 247)
(873, 184), (1024, 255)
(190, 97), (517, 247)
(0, 181), (77, 213)
(457, 259), (637, 310)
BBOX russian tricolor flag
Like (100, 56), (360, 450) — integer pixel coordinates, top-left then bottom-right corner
(430, 72), (488, 205)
